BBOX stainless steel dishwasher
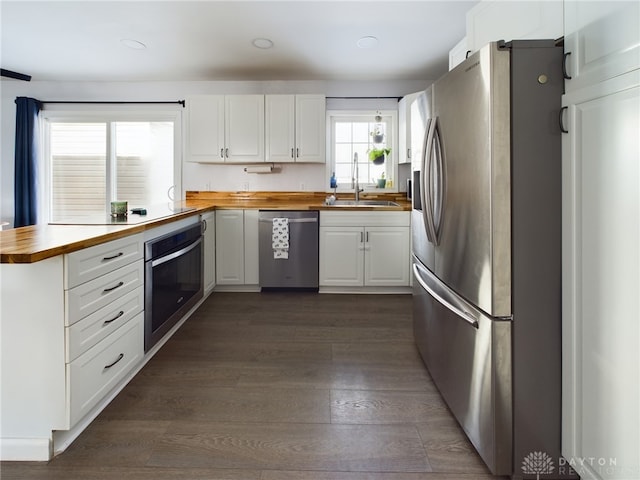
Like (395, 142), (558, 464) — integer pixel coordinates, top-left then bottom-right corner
(258, 210), (319, 289)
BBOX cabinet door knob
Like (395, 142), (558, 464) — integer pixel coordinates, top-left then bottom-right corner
(563, 52), (572, 80)
(559, 106), (569, 134)
(103, 310), (124, 326)
(104, 353), (124, 369)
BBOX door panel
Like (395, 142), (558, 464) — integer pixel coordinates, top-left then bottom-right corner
(432, 44), (511, 316)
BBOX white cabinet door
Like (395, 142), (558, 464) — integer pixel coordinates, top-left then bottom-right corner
(68, 313), (143, 427)
(186, 95), (225, 163)
(243, 209), (259, 285)
(266, 94), (325, 163)
(319, 227), (364, 286)
(564, 1), (640, 92)
(215, 210), (245, 284)
(266, 95), (296, 163)
(466, 0), (563, 53)
(449, 37), (469, 70)
(364, 227), (410, 286)
(224, 95), (265, 163)
(295, 94), (326, 163)
(562, 71), (640, 480)
(201, 211), (216, 293)
(398, 93), (419, 165)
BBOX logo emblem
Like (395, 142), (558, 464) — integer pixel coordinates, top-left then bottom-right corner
(522, 451), (555, 479)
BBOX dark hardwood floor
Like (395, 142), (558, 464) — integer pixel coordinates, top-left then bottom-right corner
(1, 292), (508, 479)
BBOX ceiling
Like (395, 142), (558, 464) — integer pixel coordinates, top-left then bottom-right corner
(1, 1), (477, 83)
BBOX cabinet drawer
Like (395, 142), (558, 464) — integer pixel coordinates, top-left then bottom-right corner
(67, 313), (143, 427)
(65, 234), (143, 289)
(66, 261), (143, 325)
(66, 286), (144, 362)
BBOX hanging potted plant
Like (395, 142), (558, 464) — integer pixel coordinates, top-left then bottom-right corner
(369, 147), (391, 165)
(370, 129), (385, 144)
(371, 113), (385, 143)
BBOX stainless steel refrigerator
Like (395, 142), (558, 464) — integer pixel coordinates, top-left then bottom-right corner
(411, 40), (574, 479)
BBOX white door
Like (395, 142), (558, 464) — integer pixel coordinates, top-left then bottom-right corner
(201, 211), (216, 293)
(243, 209), (259, 285)
(319, 226), (364, 286)
(266, 95), (295, 163)
(564, 1), (640, 92)
(224, 95), (265, 163)
(562, 71), (640, 480)
(215, 210), (245, 284)
(364, 227), (410, 286)
(186, 95), (224, 163)
(295, 95), (325, 163)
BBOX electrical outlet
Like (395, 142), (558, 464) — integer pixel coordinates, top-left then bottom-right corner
(300, 183), (305, 191)
(242, 182), (249, 191)
(205, 182), (211, 191)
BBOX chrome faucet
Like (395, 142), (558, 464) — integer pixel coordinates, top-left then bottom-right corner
(352, 152), (364, 202)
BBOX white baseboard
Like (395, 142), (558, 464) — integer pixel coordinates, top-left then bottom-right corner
(0, 438), (52, 461)
(319, 286), (411, 294)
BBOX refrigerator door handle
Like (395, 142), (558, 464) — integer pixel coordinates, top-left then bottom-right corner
(413, 262), (479, 328)
(432, 118), (446, 244)
(423, 118), (439, 244)
(420, 119), (435, 243)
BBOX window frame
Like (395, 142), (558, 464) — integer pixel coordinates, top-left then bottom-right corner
(325, 109), (399, 193)
(40, 107), (183, 222)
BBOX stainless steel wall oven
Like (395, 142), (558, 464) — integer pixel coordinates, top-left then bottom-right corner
(144, 222), (203, 351)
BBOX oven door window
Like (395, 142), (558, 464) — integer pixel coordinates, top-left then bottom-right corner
(148, 239), (202, 347)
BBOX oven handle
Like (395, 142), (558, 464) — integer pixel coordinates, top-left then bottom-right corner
(151, 237), (201, 268)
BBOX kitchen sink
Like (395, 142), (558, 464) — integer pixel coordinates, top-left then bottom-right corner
(329, 200), (400, 207)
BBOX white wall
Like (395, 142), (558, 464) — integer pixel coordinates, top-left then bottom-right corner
(0, 79), (429, 225)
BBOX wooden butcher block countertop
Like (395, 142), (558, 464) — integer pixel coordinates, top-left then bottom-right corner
(0, 191), (411, 264)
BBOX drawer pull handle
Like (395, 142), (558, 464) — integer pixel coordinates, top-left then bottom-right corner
(102, 252), (124, 261)
(103, 310), (124, 326)
(103, 281), (124, 293)
(104, 353), (124, 369)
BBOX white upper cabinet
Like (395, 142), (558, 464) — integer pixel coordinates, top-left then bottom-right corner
(186, 95), (264, 163)
(186, 95), (225, 163)
(564, 1), (640, 92)
(225, 95), (265, 163)
(449, 37), (469, 71)
(266, 94), (326, 163)
(398, 92), (420, 165)
(466, 0), (563, 53)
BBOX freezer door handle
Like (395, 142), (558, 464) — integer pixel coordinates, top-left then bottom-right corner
(413, 262), (479, 328)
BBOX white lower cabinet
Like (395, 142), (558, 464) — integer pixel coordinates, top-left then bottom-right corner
(320, 226), (365, 286)
(562, 70), (639, 480)
(68, 313), (143, 426)
(201, 211), (216, 294)
(215, 209), (259, 287)
(319, 211), (410, 289)
(0, 234), (145, 461)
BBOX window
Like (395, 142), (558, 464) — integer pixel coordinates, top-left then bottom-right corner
(327, 110), (397, 190)
(43, 111), (181, 221)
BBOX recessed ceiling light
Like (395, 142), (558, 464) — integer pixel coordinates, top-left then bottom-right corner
(252, 38), (274, 49)
(120, 38), (147, 50)
(357, 36), (378, 49)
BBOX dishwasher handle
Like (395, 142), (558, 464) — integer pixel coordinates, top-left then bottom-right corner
(258, 217), (318, 224)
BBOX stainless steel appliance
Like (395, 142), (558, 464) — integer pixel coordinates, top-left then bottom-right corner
(258, 210), (319, 289)
(412, 40), (572, 478)
(144, 222), (203, 351)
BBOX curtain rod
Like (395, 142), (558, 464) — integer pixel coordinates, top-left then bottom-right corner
(38, 100), (186, 107)
(326, 96), (402, 101)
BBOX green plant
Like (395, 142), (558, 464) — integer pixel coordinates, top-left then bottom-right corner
(368, 147), (391, 162)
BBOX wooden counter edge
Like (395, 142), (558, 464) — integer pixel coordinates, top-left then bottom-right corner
(1, 195), (411, 264)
